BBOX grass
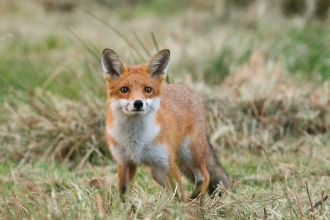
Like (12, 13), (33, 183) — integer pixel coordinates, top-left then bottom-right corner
(1, 0), (330, 218)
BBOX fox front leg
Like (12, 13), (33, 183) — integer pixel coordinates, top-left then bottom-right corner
(118, 164), (128, 201)
(118, 164), (137, 201)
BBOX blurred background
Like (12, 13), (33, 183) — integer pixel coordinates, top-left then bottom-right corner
(1, 0), (330, 98)
(1, 0), (330, 182)
(1, 0), (330, 218)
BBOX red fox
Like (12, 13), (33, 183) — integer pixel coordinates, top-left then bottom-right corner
(101, 49), (232, 201)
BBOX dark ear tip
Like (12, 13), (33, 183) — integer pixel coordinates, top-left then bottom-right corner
(102, 48), (116, 56)
(102, 48), (109, 54)
(160, 49), (170, 56)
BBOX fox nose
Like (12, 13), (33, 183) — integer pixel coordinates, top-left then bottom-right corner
(133, 100), (143, 109)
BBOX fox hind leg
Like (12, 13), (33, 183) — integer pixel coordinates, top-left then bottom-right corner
(150, 166), (172, 194)
(181, 140), (210, 200)
(190, 163), (210, 200)
(169, 163), (186, 201)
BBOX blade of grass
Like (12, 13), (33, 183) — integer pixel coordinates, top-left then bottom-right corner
(262, 147), (298, 218)
(77, 5), (144, 61)
(151, 32), (159, 51)
(132, 31), (150, 59)
(42, 59), (71, 89)
(305, 180), (316, 220)
(150, 32), (172, 83)
(67, 28), (99, 62)
(0, 35), (40, 97)
(14, 35), (38, 78)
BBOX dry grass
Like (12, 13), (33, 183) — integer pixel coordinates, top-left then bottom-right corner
(1, 50), (330, 219)
(206, 51), (329, 149)
(1, 0), (330, 219)
(1, 90), (107, 166)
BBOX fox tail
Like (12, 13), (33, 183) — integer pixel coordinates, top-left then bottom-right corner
(177, 136), (233, 197)
(205, 137), (233, 196)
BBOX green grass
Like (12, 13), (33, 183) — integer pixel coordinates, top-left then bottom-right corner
(272, 23), (330, 80)
(0, 0), (330, 218)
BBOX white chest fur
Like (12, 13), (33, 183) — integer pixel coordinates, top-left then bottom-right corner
(107, 99), (169, 172)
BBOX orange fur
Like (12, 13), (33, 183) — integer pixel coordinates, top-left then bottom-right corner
(102, 49), (211, 201)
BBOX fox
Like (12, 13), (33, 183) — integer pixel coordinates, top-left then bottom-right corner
(101, 48), (232, 201)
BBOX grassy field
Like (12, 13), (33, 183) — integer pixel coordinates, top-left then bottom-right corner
(1, 0), (330, 219)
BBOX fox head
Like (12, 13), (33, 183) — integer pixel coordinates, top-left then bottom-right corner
(102, 49), (170, 115)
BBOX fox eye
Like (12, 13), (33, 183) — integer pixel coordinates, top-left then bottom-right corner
(120, 87), (129, 93)
(144, 87), (152, 93)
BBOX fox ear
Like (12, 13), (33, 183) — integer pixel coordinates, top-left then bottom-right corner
(146, 49), (170, 81)
(102, 49), (126, 80)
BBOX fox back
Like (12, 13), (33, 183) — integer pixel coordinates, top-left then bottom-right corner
(102, 49), (230, 201)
